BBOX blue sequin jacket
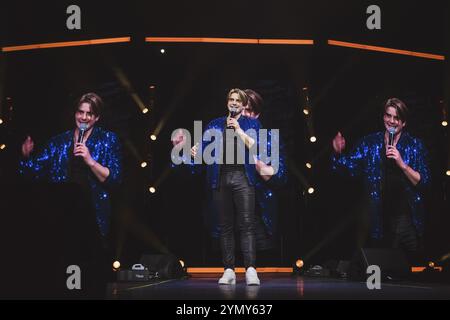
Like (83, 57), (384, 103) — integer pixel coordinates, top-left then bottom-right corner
(173, 115), (263, 188)
(18, 126), (122, 236)
(331, 131), (430, 239)
(253, 129), (287, 242)
(204, 115), (261, 188)
(171, 115), (287, 243)
(206, 128), (288, 245)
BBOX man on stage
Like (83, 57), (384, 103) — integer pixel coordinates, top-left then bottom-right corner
(331, 98), (430, 261)
(19, 92), (122, 239)
(173, 88), (263, 285)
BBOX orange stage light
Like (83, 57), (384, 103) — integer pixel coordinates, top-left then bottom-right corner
(2, 37), (131, 52)
(328, 40), (445, 61)
(186, 267), (293, 274)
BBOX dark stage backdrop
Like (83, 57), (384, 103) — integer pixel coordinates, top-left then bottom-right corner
(0, 1), (448, 274)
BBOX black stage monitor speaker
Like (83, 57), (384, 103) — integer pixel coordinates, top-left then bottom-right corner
(350, 248), (411, 280)
(139, 254), (184, 279)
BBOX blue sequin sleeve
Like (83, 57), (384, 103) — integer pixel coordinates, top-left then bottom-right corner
(19, 141), (54, 180)
(265, 129), (287, 188)
(102, 132), (122, 187)
(169, 120), (214, 175)
(409, 138), (431, 191)
(331, 138), (368, 178)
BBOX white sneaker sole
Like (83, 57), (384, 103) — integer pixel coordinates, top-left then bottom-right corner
(246, 280), (260, 286)
(218, 278), (236, 285)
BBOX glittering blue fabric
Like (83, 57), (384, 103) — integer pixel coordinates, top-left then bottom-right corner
(202, 115), (262, 189)
(171, 115), (262, 188)
(171, 116), (287, 242)
(19, 126), (122, 236)
(332, 131), (430, 239)
(205, 129), (288, 243)
(253, 129), (288, 238)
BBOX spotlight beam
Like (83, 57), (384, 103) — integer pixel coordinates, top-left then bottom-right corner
(151, 47), (215, 137)
(287, 156), (311, 191)
(0, 55), (6, 118)
(117, 205), (170, 255)
(153, 165), (172, 190)
(303, 214), (354, 262)
(123, 139), (145, 166)
(111, 66), (147, 113)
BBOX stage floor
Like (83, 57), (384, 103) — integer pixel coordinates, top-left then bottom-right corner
(107, 273), (450, 300)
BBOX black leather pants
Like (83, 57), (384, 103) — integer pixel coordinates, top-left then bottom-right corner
(389, 214), (423, 263)
(367, 214), (423, 263)
(212, 169), (256, 269)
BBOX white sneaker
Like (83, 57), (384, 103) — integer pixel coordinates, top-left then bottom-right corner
(245, 267), (260, 286)
(218, 268), (236, 285)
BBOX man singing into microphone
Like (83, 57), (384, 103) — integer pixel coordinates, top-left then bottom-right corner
(19, 92), (122, 239)
(173, 88), (262, 285)
(331, 98), (430, 261)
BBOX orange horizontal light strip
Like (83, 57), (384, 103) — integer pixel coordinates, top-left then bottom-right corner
(411, 266), (443, 272)
(328, 39), (445, 61)
(146, 37), (313, 45)
(259, 39), (314, 45)
(2, 37), (131, 52)
(146, 37), (258, 44)
(187, 267), (293, 274)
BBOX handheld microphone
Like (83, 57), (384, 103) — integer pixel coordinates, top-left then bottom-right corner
(227, 107), (238, 129)
(78, 123), (88, 144)
(388, 127), (395, 146)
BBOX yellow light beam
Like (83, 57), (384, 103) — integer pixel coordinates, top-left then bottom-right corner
(111, 65), (147, 112)
(2, 37), (131, 52)
(328, 39), (445, 61)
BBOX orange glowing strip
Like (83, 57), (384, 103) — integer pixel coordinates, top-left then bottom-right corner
(328, 40), (445, 61)
(146, 37), (258, 44)
(259, 39), (314, 45)
(411, 266), (443, 272)
(187, 267), (293, 274)
(146, 37), (313, 45)
(2, 37), (131, 52)
(146, 37), (204, 43)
